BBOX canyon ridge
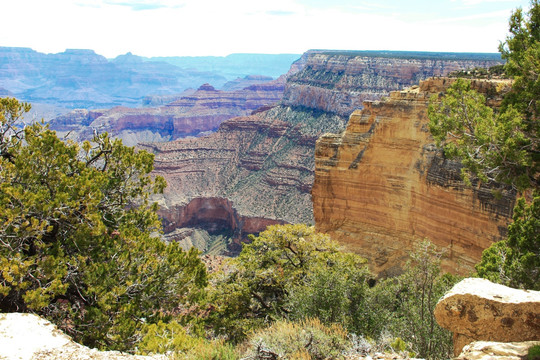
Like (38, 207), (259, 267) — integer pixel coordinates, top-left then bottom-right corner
(140, 50), (509, 268)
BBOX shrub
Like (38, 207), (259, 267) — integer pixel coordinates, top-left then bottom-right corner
(364, 241), (459, 360)
(476, 194), (540, 290)
(242, 318), (349, 360)
(529, 345), (540, 360)
(207, 224), (371, 342)
(0, 98), (207, 351)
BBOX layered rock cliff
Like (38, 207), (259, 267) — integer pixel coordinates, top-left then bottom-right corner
(312, 78), (515, 276)
(49, 81), (284, 145)
(142, 106), (347, 229)
(283, 51), (503, 116)
(145, 52), (504, 255)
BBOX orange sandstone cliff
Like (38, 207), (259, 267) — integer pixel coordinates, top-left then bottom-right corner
(312, 78), (516, 276)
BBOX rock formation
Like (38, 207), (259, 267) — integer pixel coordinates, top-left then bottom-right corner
(283, 51), (503, 116)
(0, 47), (300, 109)
(456, 341), (540, 360)
(0, 313), (167, 360)
(159, 197), (285, 254)
(141, 107), (344, 254)
(146, 51), (506, 255)
(221, 75), (275, 91)
(312, 78), (515, 276)
(49, 80), (284, 145)
(434, 278), (540, 356)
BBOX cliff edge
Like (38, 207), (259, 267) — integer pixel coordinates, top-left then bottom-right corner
(312, 78), (515, 276)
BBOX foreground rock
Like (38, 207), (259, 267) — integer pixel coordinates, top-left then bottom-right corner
(312, 78), (515, 276)
(0, 313), (167, 360)
(434, 278), (540, 356)
(455, 341), (540, 360)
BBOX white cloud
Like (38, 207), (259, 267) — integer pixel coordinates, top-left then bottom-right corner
(0, 0), (522, 57)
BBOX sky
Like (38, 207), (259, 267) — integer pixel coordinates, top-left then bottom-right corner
(0, 0), (532, 58)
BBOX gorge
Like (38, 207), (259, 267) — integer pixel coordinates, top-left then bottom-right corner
(49, 80), (285, 145)
(142, 50), (507, 260)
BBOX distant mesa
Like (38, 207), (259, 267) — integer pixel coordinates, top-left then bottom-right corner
(221, 75), (275, 91)
(0, 46), (300, 109)
(197, 83), (217, 91)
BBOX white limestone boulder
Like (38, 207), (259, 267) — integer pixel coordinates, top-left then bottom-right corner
(434, 278), (540, 355)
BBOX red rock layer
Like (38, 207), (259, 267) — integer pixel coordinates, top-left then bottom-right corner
(312, 78), (515, 276)
(49, 81), (284, 144)
(141, 108), (319, 227)
(158, 197), (285, 253)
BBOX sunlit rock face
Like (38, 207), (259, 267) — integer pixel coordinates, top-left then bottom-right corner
(434, 278), (540, 356)
(312, 78), (515, 276)
(143, 51), (505, 255)
(282, 51), (503, 116)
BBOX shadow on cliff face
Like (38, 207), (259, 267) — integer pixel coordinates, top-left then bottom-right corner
(159, 197), (285, 256)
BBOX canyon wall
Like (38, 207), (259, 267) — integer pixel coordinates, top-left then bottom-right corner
(145, 52), (504, 255)
(142, 106), (345, 228)
(312, 78), (515, 276)
(283, 51), (503, 116)
(49, 81), (284, 145)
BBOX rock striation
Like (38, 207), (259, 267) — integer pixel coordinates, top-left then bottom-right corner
(312, 78), (515, 276)
(434, 278), (540, 356)
(49, 80), (284, 145)
(141, 105), (344, 231)
(283, 51), (503, 116)
(145, 51), (506, 255)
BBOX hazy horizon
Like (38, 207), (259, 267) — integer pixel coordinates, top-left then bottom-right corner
(0, 0), (531, 58)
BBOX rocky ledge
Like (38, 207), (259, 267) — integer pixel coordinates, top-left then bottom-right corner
(435, 278), (540, 356)
(0, 313), (167, 360)
(312, 78), (515, 276)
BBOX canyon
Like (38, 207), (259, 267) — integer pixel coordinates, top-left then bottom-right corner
(312, 78), (515, 276)
(49, 80), (285, 145)
(143, 51), (506, 256)
(0, 47), (299, 109)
